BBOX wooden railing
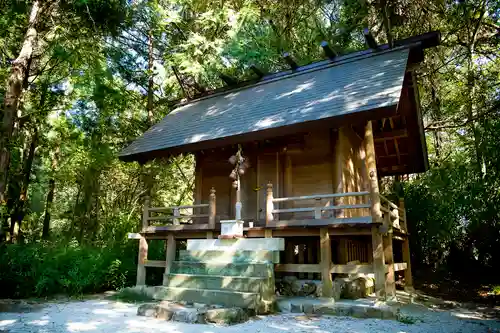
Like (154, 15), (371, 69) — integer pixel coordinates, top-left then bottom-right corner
(141, 187), (216, 231)
(379, 194), (407, 232)
(265, 182), (372, 225)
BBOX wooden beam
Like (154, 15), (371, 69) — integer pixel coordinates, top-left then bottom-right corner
(143, 224), (215, 232)
(320, 228), (333, 297)
(136, 237), (148, 286)
(283, 52), (298, 70)
(163, 233), (176, 285)
(267, 217), (372, 228)
(330, 264), (375, 274)
(374, 129), (408, 141)
(321, 41), (337, 59)
(250, 64), (264, 78)
(144, 260), (166, 268)
(275, 264), (321, 273)
(363, 28), (378, 49)
(393, 262), (408, 272)
(219, 73), (238, 86)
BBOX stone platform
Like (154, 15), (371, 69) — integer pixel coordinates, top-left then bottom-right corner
(277, 296), (400, 320)
(137, 301), (252, 325)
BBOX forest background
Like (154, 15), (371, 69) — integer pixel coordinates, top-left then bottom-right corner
(0, 0), (499, 302)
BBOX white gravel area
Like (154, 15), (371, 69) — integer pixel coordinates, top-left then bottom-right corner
(0, 299), (499, 333)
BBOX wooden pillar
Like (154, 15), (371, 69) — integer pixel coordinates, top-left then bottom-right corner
(332, 129), (345, 217)
(266, 182), (274, 225)
(208, 187), (216, 228)
(284, 154), (293, 215)
(265, 229), (272, 238)
(364, 120), (385, 298)
(383, 205), (395, 298)
(256, 155), (260, 219)
(400, 199), (413, 290)
(194, 155), (203, 205)
(142, 196), (150, 232)
(136, 236), (148, 286)
(383, 233), (396, 298)
(163, 233), (176, 286)
(402, 236), (413, 290)
(307, 240), (314, 279)
(320, 228), (333, 297)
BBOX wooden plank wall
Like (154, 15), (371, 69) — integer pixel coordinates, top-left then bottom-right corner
(195, 126), (369, 222)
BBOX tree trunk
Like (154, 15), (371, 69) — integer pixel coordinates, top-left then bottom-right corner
(147, 29), (154, 126)
(0, 0), (41, 203)
(9, 128), (38, 243)
(42, 145), (59, 240)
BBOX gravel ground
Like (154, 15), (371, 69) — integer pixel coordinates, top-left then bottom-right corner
(0, 299), (499, 333)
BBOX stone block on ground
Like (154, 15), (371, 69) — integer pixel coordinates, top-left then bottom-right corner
(277, 277), (318, 297)
(137, 303), (158, 317)
(205, 308), (249, 325)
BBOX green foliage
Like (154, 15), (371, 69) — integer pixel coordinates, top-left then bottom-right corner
(0, 0), (499, 300)
(0, 241), (138, 298)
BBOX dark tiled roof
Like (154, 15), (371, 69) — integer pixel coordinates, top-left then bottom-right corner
(120, 47), (409, 159)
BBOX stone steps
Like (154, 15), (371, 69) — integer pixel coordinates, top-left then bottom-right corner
(166, 273), (265, 293)
(150, 286), (260, 309)
(178, 250), (280, 264)
(171, 261), (274, 278)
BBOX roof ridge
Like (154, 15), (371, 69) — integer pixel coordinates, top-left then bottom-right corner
(174, 44), (413, 108)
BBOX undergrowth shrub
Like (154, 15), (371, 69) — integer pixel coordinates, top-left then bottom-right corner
(0, 240), (163, 299)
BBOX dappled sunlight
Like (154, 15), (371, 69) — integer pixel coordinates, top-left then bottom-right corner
(120, 49), (409, 158)
(0, 319), (16, 328)
(67, 320), (101, 332)
(274, 81), (315, 100)
(27, 319), (50, 326)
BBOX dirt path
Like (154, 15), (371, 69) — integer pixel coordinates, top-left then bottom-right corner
(0, 298), (499, 333)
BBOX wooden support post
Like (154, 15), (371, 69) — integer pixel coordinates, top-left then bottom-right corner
(163, 233), (176, 286)
(307, 240), (314, 279)
(266, 182), (274, 225)
(332, 129), (345, 218)
(284, 154), (293, 212)
(320, 228), (333, 297)
(402, 237), (413, 290)
(194, 155), (203, 204)
(314, 198), (322, 219)
(399, 198), (408, 232)
(384, 208), (396, 298)
(208, 187), (216, 229)
(142, 196), (150, 232)
(384, 233), (396, 298)
(399, 199), (413, 290)
(364, 120), (385, 298)
(371, 226), (385, 298)
(137, 237), (148, 286)
(173, 208), (180, 225)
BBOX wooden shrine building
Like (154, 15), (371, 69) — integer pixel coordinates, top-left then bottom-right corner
(120, 31), (440, 300)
